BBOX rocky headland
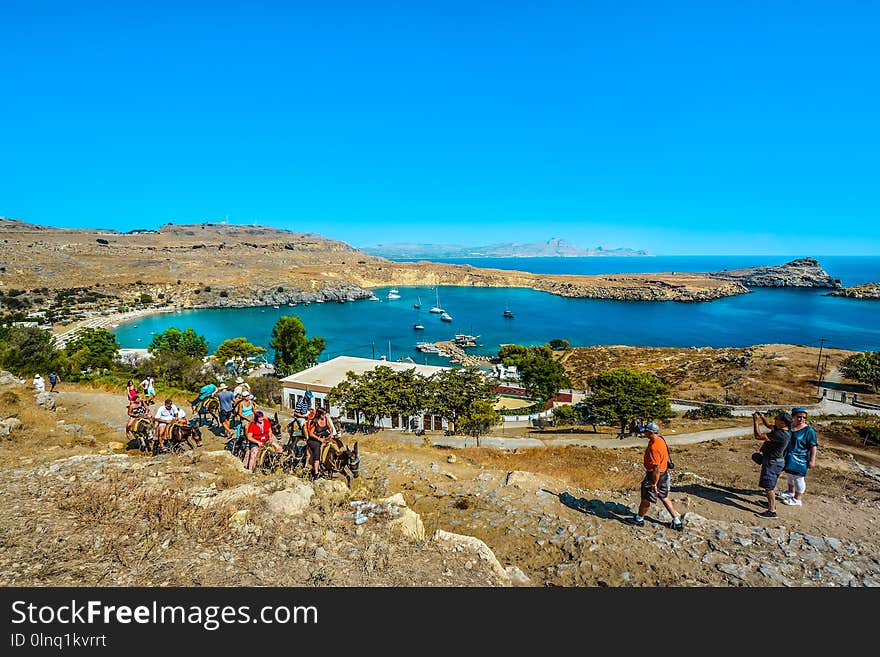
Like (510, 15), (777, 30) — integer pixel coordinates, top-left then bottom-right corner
(707, 257), (842, 289)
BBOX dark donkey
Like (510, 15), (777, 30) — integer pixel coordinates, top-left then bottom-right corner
(164, 419), (203, 453)
(318, 440), (360, 487)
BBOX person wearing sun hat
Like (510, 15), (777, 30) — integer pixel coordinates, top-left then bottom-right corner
(626, 422), (684, 531)
(217, 382), (236, 438)
(779, 407), (819, 507)
(233, 376), (250, 400)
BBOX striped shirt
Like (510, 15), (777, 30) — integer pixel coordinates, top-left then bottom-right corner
(294, 396), (311, 416)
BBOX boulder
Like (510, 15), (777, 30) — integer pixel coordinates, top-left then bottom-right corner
(505, 566), (532, 587)
(381, 492), (408, 508)
(505, 470), (540, 489)
(311, 478), (349, 506)
(228, 509), (250, 528)
(389, 507), (426, 542)
(61, 423), (83, 437)
(0, 372), (18, 386)
(432, 529), (510, 585)
(4, 417), (22, 431)
(264, 485), (314, 517)
(34, 392), (56, 410)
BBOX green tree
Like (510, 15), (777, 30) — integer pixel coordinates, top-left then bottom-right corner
(425, 367), (496, 435)
(497, 344), (528, 367)
(547, 339), (570, 351)
(0, 326), (58, 374)
(588, 368), (672, 437)
(458, 399), (501, 446)
(214, 337), (266, 374)
(519, 345), (571, 402)
(148, 327), (209, 360)
(64, 328), (120, 373)
(839, 351), (880, 392)
(269, 316), (326, 377)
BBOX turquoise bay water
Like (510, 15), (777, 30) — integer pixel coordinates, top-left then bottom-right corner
(113, 256), (880, 360)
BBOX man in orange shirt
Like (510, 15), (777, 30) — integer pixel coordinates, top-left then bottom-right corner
(627, 422), (684, 531)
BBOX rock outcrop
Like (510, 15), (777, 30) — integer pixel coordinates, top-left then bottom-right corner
(828, 283), (880, 299)
(708, 258), (842, 289)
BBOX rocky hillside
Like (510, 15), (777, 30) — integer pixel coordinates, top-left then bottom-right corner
(708, 258), (842, 288)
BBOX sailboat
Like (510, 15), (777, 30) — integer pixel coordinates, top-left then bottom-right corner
(429, 288), (444, 314)
(440, 312), (453, 322)
(413, 296), (421, 309)
(503, 301), (514, 318)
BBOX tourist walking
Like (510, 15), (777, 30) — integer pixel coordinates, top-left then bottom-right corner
(626, 422), (684, 531)
(48, 371), (60, 392)
(751, 410), (792, 519)
(217, 383), (236, 438)
(141, 375), (156, 404)
(126, 379), (138, 402)
(33, 373), (46, 393)
(779, 407), (819, 507)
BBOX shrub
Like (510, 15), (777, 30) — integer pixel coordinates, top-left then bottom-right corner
(683, 403), (733, 420)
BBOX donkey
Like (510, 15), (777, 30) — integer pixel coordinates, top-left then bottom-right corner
(164, 420), (203, 452)
(317, 440), (360, 488)
(195, 397), (221, 427)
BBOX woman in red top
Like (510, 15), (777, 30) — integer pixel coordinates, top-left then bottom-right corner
(126, 379), (139, 402)
(244, 410), (284, 472)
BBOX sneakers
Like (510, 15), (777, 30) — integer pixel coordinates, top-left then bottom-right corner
(778, 491), (793, 500)
(671, 520), (684, 532)
(754, 510), (778, 519)
(781, 497), (802, 506)
(626, 517), (645, 527)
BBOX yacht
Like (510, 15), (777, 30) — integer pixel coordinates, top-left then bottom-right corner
(416, 342), (442, 354)
(315, 298), (324, 303)
(387, 288), (401, 300)
(273, 305), (280, 309)
(429, 288), (444, 314)
(413, 323), (425, 331)
(440, 312), (453, 322)
(413, 296), (421, 309)
(503, 308), (514, 318)
(368, 294), (380, 301)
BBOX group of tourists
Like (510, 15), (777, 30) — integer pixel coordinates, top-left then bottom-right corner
(31, 372), (61, 393)
(627, 405), (819, 530)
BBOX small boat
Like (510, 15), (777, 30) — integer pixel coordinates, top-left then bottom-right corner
(337, 298), (345, 304)
(416, 342), (442, 354)
(273, 305), (280, 309)
(387, 288), (401, 300)
(413, 296), (421, 309)
(413, 323), (425, 331)
(315, 298), (324, 303)
(503, 308), (514, 318)
(368, 294), (380, 301)
(440, 312), (453, 322)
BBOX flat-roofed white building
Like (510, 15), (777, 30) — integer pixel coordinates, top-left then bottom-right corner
(279, 356), (452, 431)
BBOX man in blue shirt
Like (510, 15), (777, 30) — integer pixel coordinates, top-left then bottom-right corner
(190, 381), (218, 412)
(217, 383), (236, 438)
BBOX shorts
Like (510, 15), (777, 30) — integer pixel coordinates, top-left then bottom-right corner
(294, 417), (307, 429)
(641, 471), (670, 503)
(220, 409), (231, 423)
(759, 458), (785, 490)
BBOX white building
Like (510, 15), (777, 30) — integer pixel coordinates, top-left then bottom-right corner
(279, 356), (452, 431)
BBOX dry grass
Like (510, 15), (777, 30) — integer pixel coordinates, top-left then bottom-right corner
(563, 343), (863, 404)
(458, 445), (643, 490)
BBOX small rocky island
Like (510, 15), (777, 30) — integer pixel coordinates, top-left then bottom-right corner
(827, 282), (880, 299)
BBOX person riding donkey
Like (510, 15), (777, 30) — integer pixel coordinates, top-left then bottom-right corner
(304, 406), (342, 481)
(154, 398), (185, 454)
(125, 393), (152, 441)
(190, 380), (218, 414)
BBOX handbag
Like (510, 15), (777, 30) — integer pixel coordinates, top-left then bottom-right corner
(660, 436), (676, 469)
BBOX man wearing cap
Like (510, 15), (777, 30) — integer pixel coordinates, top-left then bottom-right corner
(752, 410), (793, 519)
(779, 407), (819, 507)
(217, 383), (236, 438)
(627, 422), (684, 531)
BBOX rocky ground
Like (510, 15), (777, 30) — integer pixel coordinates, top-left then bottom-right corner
(2, 375), (879, 587)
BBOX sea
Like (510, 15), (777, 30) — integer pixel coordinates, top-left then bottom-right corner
(112, 255), (880, 363)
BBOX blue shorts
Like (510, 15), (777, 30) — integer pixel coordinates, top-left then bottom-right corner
(759, 458), (785, 490)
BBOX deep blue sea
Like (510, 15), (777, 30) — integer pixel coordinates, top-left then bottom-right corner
(113, 256), (880, 362)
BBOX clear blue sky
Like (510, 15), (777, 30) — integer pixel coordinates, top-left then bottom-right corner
(1, 0), (877, 255)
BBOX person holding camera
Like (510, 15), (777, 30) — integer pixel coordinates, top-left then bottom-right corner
(626, 422), (684, 531)
(752, 410), (792, 519)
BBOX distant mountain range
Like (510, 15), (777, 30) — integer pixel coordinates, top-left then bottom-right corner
(360, 238), (649, 259)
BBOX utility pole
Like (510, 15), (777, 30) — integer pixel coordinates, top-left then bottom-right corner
(816, 338), (825, 376)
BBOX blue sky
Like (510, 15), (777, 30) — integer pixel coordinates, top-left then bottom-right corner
(1, 0), (877, 255)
